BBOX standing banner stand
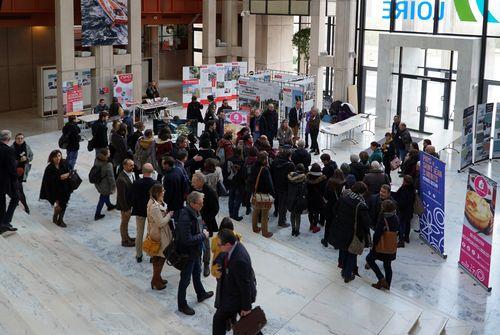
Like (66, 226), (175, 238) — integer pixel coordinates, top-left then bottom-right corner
(418, 151), (447, 258)
(63, 81), (84, 115)
(492, 103), (500, 159)
(182, 62), (248, 109)
(474, 103), (494, 163)
(460, 105), (475, 171)
(224, 110), (250, 134)
(458, 169), (496, 291)
(113, 73), (134, 105)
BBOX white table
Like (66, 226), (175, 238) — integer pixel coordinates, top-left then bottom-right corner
(320, 114), (371, 153)
(136, 100), (177, 122)
(426, 129), (462, 153)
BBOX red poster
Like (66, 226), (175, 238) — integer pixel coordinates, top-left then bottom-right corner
(66, 83), (83, 114)
(459, 169), (497, 290)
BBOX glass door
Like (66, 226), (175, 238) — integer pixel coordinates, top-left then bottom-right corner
(399, 77), (424, 132)
(423, 80), (446, 133)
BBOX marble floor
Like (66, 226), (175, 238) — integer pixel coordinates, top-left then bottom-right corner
(0, 122), (495, 334)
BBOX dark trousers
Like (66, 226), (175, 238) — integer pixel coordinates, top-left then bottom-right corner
(366, 250), (393, 285)
(305, 131), (310, 147)
(339, 249), (357, 278)
(228, 187), (243, 219)
(203, 237), (211, 265)
(399, 148), (407, 161)
(290, 212), (301, 231)
(308, 211), (319, 227)
(310, 129), (319, 152)
(0, 190), (19, 226)
(213, 309), (237, 335)
(18, 182), (29, 212)
(276, 190), (288, 225)
(95, 194), (112, 215)
(178, 256), (206, 309)
(399, 215), (412, 241)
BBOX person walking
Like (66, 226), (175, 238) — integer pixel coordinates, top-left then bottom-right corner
(366, 199), (399, 290)
(131, 163), (158, 263)
(0, 130), (19, 235)
(116, 158), (136, 247)
(147, 184), (173, 290)
(212, 229), (257, 335)
(308, 107), (321, 155)
(329, 182), (371, 283)
(12, 133), (33, 214)
(176, 191), (214, 315)
(91, 111), (109, 155)
(40, 150), (72, 228)
(307, 163), (327, 235)
(61, 115), (81, 169)
(92, 148), (116, 221)
(393, 175), (415, 246)
(288, 100), (303, 146)
(286, 164), (308, 237)
(250, 151), (274, 238)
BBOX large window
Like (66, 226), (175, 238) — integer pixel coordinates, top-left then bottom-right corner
(160, 25), (188, 51)
(193, 23), (202, 66)
(250, 0), (310, 16)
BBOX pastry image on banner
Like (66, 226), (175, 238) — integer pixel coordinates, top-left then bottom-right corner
(459, 168), (497, 291)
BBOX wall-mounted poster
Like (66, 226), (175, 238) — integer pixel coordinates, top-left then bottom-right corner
(459, 169), (497, 291)
(493, 103), (500, 159)
(113, 73), (133, 105)
(63, 81), (84, 114)
(460, 105), (475, 170)
(224, 110), (250, 135)
(81, 0), (129, 47)
(474, 103), (494, 163)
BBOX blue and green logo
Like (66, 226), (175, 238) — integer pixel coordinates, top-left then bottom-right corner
(382, 0), (499, 23)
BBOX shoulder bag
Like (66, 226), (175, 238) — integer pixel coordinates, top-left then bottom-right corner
(375, 218), (398, 254)
(251, 167), (274, 209)
(143, 234), (161, 256)
(232, 306), (267, 335)
(68, 170), (82, 191)
(348, 202), (365, 255)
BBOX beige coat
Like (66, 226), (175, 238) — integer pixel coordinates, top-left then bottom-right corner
(146, 199), (173, 258)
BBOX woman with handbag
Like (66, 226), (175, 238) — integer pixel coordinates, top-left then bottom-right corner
(329, 181), (371, 283)
(365, 199), (399, 290)
(146, 184), (173, 290)
(250, 151), (274, 238)
(40, 150), (73, 227)
(11, 133), (33, 214)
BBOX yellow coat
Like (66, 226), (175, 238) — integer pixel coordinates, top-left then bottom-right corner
(210, 232), (242, 279)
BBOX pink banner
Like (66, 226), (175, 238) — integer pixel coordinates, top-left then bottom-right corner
(459, 169), (497, 290)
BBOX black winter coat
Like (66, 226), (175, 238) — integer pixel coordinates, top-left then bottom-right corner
(163, 167), (187, 211)
(39, 161), (72, 206)
(368, 194), (395, 228)
(307, 174), (327, 213)
(291, 148), (311, 170)
(372, 214), (399, 261)
(270, 157), (295, 192)
(110, 132), (130, 167)
(197, 184), (219, 233)
(91, 120), (108, 149)
(62, 122), (81, 151)
(187, 101), (204, 123)
(176, 206), (205, 258)
(128, 130), (143, 154)
(250, 163), (274, 195)
(329, 194), (371, 251)
(131, 177), (158, 217)
(262, 109), (278, 139)
(393, 185), (415, 220)
(349, 162), (366, 181)
(0, 142), (18, 195)
(286, 172), (308, 213)
(322, 161), (338, 179)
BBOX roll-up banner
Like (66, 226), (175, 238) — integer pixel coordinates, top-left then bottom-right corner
(474, 103), (494, 163)
(418, 151), (446, 257)
(459, 169), (497, 291)
(492, 103), (500, 159)
(460, 105), (475, 170)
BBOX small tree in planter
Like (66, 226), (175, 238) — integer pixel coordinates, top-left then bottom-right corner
(292, 28), (311, 74)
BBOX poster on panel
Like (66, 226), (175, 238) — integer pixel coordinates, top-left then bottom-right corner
(113, 73), (133, 105)
(224, 110), (250, 135)
(460, 106), (475, 170)
(63, 81), (84, 114)
(81, 0), (129, 47)
(492, 103), (500, 159)
(474, 103), (494, 163)
(459, 169), (497, 291)
(418, 151), (446, 256)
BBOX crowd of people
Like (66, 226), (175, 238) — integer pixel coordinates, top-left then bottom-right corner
(0, 100), (440, 333)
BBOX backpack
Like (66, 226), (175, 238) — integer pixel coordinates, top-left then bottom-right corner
(88, 165), (103, 184)
(58, 133), (69, 150)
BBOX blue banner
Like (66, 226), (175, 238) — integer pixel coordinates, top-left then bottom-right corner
(419, 151), (446, 256)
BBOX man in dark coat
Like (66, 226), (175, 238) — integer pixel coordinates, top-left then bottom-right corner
(217, 99), (232, 115)
(116, 158), (136, 247)
(91, 111), (109, 155)
(62, 116), (81, 169)
(320, 153), (338, 179)
(391, 115), (402, 157)
(191, 171), (219, 277)
(398, 122), (413, 160)
(162, 156), (187, 212)
(204, 120), (219, 151)
(213, 230), (257, 335)
(0, 130), (19, 235)
(131, 163), (158, 263)
(187, 96), (204, 123)
(349, 154), (367, 181)
(368, 184), (394, 229)
(291, 139), (311, 170)
(270, 150), (295, 227)
(176, 191), (214, 316)
(250, 109), (268, 143)
(262, 103), (278, 146)
(288, 100), (303, 146)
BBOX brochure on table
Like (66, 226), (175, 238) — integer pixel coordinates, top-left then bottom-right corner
(459, 169), (497, 291)
(182, 62), (248, 109)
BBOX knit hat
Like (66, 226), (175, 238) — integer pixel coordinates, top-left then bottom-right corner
(350, 154), (359, 163)
(309, 163), (322, 176)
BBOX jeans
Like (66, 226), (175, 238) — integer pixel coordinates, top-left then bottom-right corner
(178, 256), (207, 309)
(202, 236), (210, 265)
(276, 190), (288, 225)
(310, 129), (319, 152)
(252, 131), (261, 143)
(366, 250), (393, 285)
(399, 148), (407, 161)
(95, 194), (112, 215)
(228, 187), (243, 219)
(339, 249), (357, 278)
(290, 212), (301, 232)
(66, 150), (78, 169)
(0, 190), (19, 226)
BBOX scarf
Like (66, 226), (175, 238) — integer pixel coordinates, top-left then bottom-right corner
(383, 210), (397, 218)
(345, 189), (366, 205)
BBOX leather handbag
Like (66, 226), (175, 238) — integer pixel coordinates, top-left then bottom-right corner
(390, 157), (401, 171)
(164, 240), (190, 271)
(251, 167), (274, 209)
(142, 234), (161, 256)
(232, 306), (267, 335)
(348, 203), (365, 255)
(68, 170), (82, 191)
(375, 218), (398, 254)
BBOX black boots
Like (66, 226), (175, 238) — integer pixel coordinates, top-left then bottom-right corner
(53, 207), (67, 227)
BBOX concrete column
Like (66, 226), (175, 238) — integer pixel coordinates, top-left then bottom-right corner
(93, 46), (114, 106)
(255, 16), (294, 71)
(202, 0), (216, 64)
(55, 0), (75, 129)
(310, 0), (326, 109)
(242, 0), (256, 71)
(333, 0), (357, 101)
(128, 0), (142, 102)
(149, 26), (160, 84)
(187, 24), (194, 66)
